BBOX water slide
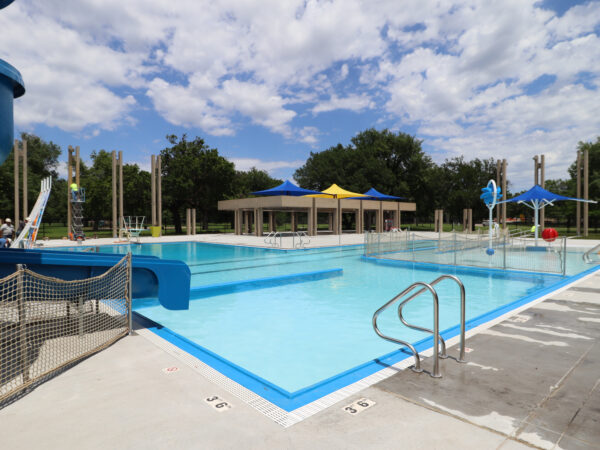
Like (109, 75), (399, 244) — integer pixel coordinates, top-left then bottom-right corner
(0, 248), (191, 310)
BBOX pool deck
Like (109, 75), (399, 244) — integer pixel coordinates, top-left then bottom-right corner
(2, 234), (599, 449)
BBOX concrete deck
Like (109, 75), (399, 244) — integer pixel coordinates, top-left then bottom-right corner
(1, 262), (599, 448)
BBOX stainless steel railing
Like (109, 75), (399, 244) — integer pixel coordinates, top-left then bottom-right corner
(292, 231), (310, 249)
(372, 275), (466, 378)
(583, 243), (600, 263)
(263, 231), (282, 248)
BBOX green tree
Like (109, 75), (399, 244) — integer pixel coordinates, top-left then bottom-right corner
(80, 150), (110, 230)
(294, 129), (436, 215)
(160, 134), (236, 232)
(230, 167), (281, 198)
(0, 133), (61, 223)
(438, 157), (497, 223)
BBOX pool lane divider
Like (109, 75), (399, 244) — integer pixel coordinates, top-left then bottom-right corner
(190, 268), (343, 299)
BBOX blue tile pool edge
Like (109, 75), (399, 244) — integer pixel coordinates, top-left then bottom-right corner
(134, 262), (600, 412)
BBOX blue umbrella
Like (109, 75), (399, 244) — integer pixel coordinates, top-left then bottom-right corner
(251, 180), (323, 196)
(499, 184), (597, 245)
(348, 187), (405, 200)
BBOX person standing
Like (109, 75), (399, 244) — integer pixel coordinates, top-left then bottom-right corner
(0, 218), (14, 247)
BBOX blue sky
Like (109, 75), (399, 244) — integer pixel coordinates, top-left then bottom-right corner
(1, 0), (599, 190)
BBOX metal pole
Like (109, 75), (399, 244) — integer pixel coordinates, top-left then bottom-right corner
(540, 154), (545, 230)
(432, 290), (441, 378)
(127, 253), (133, 335)
(118, 151), (124, 229)
(16, 264), (29, 383)
(534, 201), (539, 246)
(151, 155), (156, 226)
(14, 140), (20, 227)
(112, 150), (117, 238)
(503, 235), (507, 269)
(22, 140), (27, 220)
(562, 236), (567, 276)
(584, 148), (589, 237)
(67, 146), (73, 237)
(502, 159), (507, 229)
(157, 156), (162, 236)
(576, 150), (581, 235)
(496, 160), (501, 225)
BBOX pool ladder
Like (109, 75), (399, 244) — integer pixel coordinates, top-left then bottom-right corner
(372, 275), (466, 378)
(583, 243), (600, 264)
(264, 231), (282, 248)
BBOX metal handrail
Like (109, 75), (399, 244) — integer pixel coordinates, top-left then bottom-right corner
(372, 275), (466, 378)
(583, 243), (600, 263)
(263, 231), (281, 248)
(372, 282), (436, 375)
(397, 275), (466, 363)
(293, 231), (310, 249)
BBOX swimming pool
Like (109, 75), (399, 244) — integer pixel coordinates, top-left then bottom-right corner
(66, 241), (600, 410)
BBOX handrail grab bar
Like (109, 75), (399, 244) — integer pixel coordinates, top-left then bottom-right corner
(583, 243), (600, 263)
(396, 274), (466, 362)
(373, 282), (441, 376)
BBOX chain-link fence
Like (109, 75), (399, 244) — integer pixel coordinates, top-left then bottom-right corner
(1, 253), (131, 403)
(365, 231), (567, 275)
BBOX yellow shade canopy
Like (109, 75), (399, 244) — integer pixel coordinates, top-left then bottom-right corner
(305, 184), (367, 199)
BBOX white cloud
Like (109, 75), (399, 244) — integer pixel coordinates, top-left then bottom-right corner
(312, 94), (374, 114)
(1, 0), (599, 190)
(227, 157), (304, 175)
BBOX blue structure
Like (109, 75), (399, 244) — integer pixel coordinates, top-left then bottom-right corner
(499, 184), (596, 246)
(481, 180), (502, 255)
(0, 0), (25, 164)
(352, 187), (404, 200)
(251, 180), (322, 196)
(0, 248), (191, 310)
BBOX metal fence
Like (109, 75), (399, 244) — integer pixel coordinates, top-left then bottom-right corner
(0, 253), (131, 403)
(365, 231), (567, 275)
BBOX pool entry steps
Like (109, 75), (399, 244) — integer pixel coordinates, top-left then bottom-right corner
(373, 274), (466, 378)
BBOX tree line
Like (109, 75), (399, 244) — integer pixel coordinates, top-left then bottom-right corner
(0, 130), (597, 234)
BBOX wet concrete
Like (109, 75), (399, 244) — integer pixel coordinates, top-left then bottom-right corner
(374, 277), (600, 449)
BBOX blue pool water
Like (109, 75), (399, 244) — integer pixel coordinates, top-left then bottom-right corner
(60, 242), (599, 409)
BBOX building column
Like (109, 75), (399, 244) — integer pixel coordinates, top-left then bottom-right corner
(328, 212), (333, 231)
(234, 209), (240, 235)
(336, 199), (342, 235)
(376, 202), (383, 232)
(291, 211), (297, 232)
(255, 208), (263, 236)
(309, 199), (317, 236)
(268, 211), (274, 232)
(358, 201), (364, 233)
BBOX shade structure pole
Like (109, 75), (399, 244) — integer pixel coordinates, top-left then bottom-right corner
(534, 200), (539, 246)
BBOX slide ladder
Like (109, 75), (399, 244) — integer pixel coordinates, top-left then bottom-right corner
(11, 177), (52, 249)
(372, 275), (466, 378)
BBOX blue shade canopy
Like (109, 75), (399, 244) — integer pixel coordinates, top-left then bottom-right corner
(251, 180), (323, 196)
(358, 187), (404, 200)
(499, 184), (593, 205)
(348, 187), (404, 200)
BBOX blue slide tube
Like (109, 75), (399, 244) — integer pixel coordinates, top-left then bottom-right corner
(0, 249), (191, 310)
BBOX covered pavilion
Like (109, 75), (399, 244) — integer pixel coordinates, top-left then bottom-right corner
(218, 181), (416, 236)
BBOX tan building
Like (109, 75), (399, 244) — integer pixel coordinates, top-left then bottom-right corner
(218, 196), (416, 236)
